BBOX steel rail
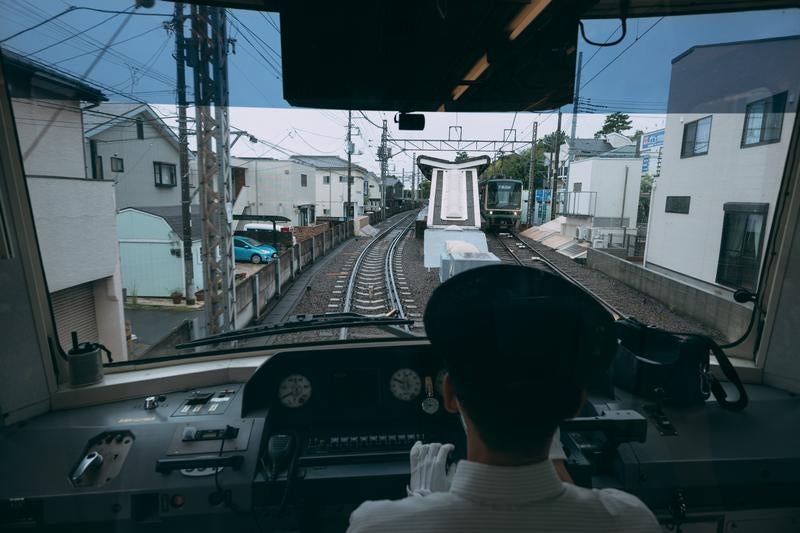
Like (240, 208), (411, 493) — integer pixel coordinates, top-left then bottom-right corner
(340, 213), (416, 339)
(385, 218), (416, 329)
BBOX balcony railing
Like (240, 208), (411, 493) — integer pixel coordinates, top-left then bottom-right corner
(558, 191), (597, 217)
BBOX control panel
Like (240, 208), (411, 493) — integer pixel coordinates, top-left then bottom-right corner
(301, 431), (428, 465)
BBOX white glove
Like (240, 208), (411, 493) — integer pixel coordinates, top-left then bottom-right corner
(407, 441), (456, 496)
(549, 427), (567, 461)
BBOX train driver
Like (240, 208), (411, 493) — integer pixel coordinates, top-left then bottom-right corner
(347, 264), (660, 532)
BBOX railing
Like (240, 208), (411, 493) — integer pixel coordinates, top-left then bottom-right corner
(558, 191), (597, 217)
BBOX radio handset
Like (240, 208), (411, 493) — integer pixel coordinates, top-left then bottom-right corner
(267, 434), (294, 480)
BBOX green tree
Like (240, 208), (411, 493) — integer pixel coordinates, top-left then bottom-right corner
(594, 112), (632, 138)
(482, 146), (549, 191)
(454, 151), (469, 162)
(537, 130), (567, 151)
(420, 180), (431, 199)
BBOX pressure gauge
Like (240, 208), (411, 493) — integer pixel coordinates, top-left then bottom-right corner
(278, 374), (312, 408)
(390, 368), (422, 401)
(422, 396), (440, 415)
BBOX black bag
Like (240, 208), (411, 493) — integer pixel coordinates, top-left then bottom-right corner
(613, 318), (748, 410)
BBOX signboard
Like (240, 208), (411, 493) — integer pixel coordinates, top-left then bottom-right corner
(641, 129), (665, 150)
(534, 189), (552, 202)
(642, 155), (650, 173)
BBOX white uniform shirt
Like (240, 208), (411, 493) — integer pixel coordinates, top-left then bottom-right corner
(348, 460), (661, 532)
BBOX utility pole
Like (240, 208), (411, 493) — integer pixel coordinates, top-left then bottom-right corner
(526, 121), (538, 226)
(568, 51), (583, 180)
(191, 4), (234, 335)
(346, 109), (352, 221)
(411, 151), (416, 203)
(550, 109), (563, 220)
(174, 2), (195, 305)
(379, 119), (388, 220)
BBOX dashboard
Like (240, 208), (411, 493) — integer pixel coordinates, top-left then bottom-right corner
(2, 342), (800, 532)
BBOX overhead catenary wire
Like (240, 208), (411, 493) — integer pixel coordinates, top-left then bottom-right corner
(0, 4), (172, 44)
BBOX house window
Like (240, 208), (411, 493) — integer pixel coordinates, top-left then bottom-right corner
(153, 162), (177, 187)
(573, 182), (582, 192)
(681, 116), (711, 157)
(136, 118), (144, 140)
(110, 157), (124, 172)
(716, 203), (769, 290)
(323, 208), (330, 215)
(339, 175), (346, 183)
(301, 173), (308, 187)
(665, 196), (691, 214)
(741, 92), (787, 147)
(323, 175), (330, 184)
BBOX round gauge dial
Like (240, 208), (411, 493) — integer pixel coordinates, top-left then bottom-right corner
(435, 369), (447, 396)
(390, 368), (422, 402)
(278, 374), (312, 408)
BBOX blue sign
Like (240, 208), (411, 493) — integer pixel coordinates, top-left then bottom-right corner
(641, 129), (665, 150)
(535, 189), (552, 202)
(642, 155), (650, 173)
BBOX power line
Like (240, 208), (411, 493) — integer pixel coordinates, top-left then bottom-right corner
(0, 4), (171, 44)
(227, 16), (281, 78)
(581, 17), (664, 90)
(229, 12), (281, 60)
(28, 6), (130, 56)
(51, 25), (164, 66)
(260, 12), (280, 34)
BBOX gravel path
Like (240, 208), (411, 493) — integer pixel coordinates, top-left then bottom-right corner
(399, 231), (440, 335)
(512, 233), (725, 341)
(261, 211), (420, 345)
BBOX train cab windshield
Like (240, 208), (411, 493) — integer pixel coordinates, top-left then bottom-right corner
(1, 1), (800, 532)
(485, 180), (522, 210)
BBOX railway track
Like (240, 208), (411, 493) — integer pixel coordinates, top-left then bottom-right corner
(488, 232), (625, 319)
(339, 213), (417, 339)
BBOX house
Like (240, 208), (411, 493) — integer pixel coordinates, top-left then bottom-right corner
(364, 171), (382, 211)
(644, 36), (800, 294)
(562, 145), (642, 249)
(84, 103), (199, 209)
(384, 176), (404, 209)
(117, 207), (203, 298)
(290, 155), (366, 219)
(3, 50), (128, 360)
(231, 157), (318, 227)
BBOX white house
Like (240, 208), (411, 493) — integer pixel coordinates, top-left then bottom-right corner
(117, 207), (203, 298)
(4, 50), (128, 360)
(290, 155), (366, 219)
(364, 171), (382, 211)
(644, 36), (800, 294)
(84, 103), (199, 210)
(562, 145), (642, 247)
(232, 157), (318, 226)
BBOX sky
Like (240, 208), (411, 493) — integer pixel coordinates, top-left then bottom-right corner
(1, 1), (799, 177)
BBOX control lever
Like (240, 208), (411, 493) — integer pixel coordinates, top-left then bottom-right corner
(267, 434), (294, 480)
(72, 451), (103, 483)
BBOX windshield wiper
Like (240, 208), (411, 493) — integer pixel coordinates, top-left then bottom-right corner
(175, 312), (415, 349)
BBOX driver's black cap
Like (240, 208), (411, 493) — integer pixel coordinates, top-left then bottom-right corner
(423, 264), (618, 388)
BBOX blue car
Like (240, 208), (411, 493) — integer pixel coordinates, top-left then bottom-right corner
(233, 236), (278, 264)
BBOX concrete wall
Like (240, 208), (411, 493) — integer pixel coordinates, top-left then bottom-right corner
(588, 248), (751, 344)
(27, 177), (119, 292)
(645, 37), (800, 288)
(568, 157), (641, 228)
(11, 98), (86, 179)
(89, 112), (199, 209)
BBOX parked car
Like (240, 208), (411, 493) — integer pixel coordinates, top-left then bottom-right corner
(233, 236), (278, 264)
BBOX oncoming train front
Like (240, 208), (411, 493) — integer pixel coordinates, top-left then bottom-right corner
(479, 176), (523, 231)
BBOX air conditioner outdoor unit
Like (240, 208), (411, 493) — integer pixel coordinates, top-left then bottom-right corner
(575, 227), (581, 239)
(582, 227), (592, 241)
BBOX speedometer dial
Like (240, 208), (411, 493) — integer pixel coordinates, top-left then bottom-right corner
(390, 368), (422, 401)
(278, 374), (312, 408)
